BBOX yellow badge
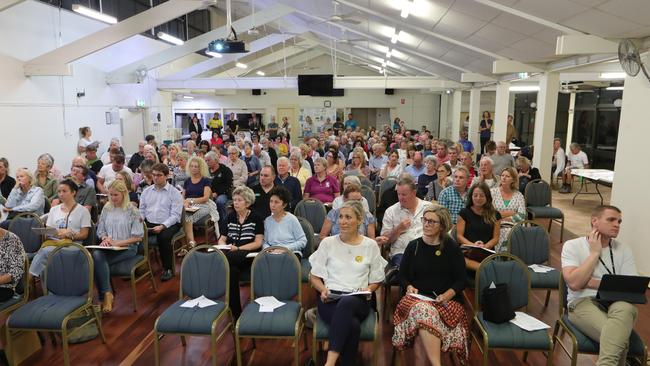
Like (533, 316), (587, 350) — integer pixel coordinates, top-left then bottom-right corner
(355, 255), (363, 263)
(435, 250), (442, 256)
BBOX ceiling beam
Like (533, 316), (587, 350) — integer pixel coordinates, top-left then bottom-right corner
(24, 0), (207, 76)
(333, 76), (464, 90)
(334, 0), (507, 60)
(473, 0), (581, 35)
(262, 48), (327, 76)
(107, 3), (294, 83)
(493, 60), (544, 74)
(162, 33), (295, 80)
(461, 73), (497, 82)
(327, 46), (410, 76)
(556, 35), (619, 55)
(215, 40), (318, 77)
(0, 0), (24, 12)
(347, 43), (440, 77)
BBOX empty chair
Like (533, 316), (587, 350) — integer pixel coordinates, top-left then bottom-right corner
(153, 245), (234, 366)
(378, 176), (399, 207)
(294, 198), (327, 236)
(6, 243), (106, 366)
(7, 212), (43, 260)
(360, 185), (377, 215)
(297, 217), (315, 283)
(524, 179), (565, 243)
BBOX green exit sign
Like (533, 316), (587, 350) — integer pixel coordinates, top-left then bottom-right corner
(136, 99), (146, 108)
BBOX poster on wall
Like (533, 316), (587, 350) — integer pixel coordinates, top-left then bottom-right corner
(298, 108), (337, 138)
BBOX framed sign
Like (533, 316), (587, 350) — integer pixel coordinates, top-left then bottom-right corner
(324, 100), (332, 108)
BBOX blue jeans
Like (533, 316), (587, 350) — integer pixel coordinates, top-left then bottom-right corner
(215, 194), (229, 234)
(390, 253), (403, 267)
(92, 245), (138, 297)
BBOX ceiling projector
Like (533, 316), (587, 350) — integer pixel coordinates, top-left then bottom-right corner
(208, 38), (248, 54)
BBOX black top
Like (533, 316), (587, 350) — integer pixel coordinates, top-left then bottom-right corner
(251, 184), (272, 219)
(333, 122), (344, 132)
(128, 152), (145, 172)
(189, 120), (203, 136)
(238, 118), (250, 131)
(210, 164), (233, 197)
(88, 159), (103, 175)
(416, 173), (437, 199)
(225, 210), (264, 247)
(400, 237), (466, 302)
(458, 208), (501, 244)
(267, 148), (278, 173)
(0, 175), (16, 199)
(274, 176), (302, 212)
(226, 119), (238, 132)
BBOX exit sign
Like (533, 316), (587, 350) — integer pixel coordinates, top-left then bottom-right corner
(136, 99), (146, 108)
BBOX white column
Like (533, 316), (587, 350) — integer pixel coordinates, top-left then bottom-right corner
(468, 88), (481, 152)
(493, 81), (510, 142)
(565, 92), (576, 152)
(450, 90), (462, 142)
(532, 73), (560, 180)
(439, 93), (449, 139)
(611, 63), (650, 276)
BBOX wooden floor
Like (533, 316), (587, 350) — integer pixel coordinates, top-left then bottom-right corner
(5, 219), (650, 366)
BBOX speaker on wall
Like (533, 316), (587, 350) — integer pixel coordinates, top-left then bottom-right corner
(252, 89), (261, 95)
(385, 88), (395, 95)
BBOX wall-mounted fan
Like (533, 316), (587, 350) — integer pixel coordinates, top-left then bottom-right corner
(618, 39), (650, 81)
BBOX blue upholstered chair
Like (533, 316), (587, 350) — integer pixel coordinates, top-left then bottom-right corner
(473, 253), (553, 366)
(507, 221), (559, 307)
(7, 212), (43, 261)
(552, 276), (647, 366)
(294, 198), (327, 238)
(153, 245), (234, 366)
(6, 243), (105, 366)
(109, 221), (157, 312)
(524, 179), (565, 243)
(235, 247), (304, 366)
(360, 185), (377, 215)
(313, 308), (379, 365)
(297, 217), (315, 283)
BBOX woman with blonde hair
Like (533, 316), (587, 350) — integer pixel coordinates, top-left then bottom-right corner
(92, 180), (144, 313)
(3, 168), (45, 218)
(182, 156), (219, 248)
(168, 143), (182, 170)
(172, 151), (189, 188)
(186, 140), (197, 156)
(516, 156), (541, 192)
(491, 167), (526, 252)
(345, 149), (369, 177)
(289, 151), (311, 191)
(34, 154), (58, 201)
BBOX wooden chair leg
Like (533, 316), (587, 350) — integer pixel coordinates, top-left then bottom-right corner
(62, 328), (70, 366)
(211, 334), (217, 366)
(5, 327), (12, 366)
(180, 335), (186, 346)
(131, 273), (138, 312)
(235, 335), (243, 366)
(153, 331), (160, 366)
(149, 261), (158, 292)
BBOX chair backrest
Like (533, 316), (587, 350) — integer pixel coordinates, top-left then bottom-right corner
(507, 221), (550, 264)
(138, 221), (148, 255)
(251, 247), (301, 302)
(360, 185), (376, 215)
(294, 199), (327, 233)
(7, 213), (44, 254)
(43, 197), (51, 214)
(378, 177), (399, 204)
(180, 245), (229, 301)
(297, 217), (315, 258)
(475, 253), (530, 312)
(359, 177), (373, 189)
(524, 179), (551, 207)
(44, 243), (93, 299)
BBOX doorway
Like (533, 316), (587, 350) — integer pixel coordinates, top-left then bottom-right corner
(120, 108), (145, 154)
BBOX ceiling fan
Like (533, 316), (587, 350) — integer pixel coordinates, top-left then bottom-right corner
(311, 1), (362, 26)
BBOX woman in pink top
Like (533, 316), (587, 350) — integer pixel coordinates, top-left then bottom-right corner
(303, 158), (340, 205)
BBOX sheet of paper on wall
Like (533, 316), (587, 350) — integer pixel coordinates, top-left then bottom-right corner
(510, 312), (550, 331)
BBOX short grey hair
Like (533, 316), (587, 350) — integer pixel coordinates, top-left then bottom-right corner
(569, 142), (581, 150)
(343, 175), (361, 186)
(480, 156), (494, 166)
(277, 156), (290, 166)
(314, 157), (328, 170)
(228, 146), (240, 155)
(37, 153), (54, 169)
(232, 186), (255, 206)
(424, 155), (437, 165)
(205, 151), (218, 161)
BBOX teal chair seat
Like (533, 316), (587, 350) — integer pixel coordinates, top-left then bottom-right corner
(477, 312), (551, 350)
(8, 295), (86, 330)
(238, 301), (301, 337)
(561, 314), (646, 356)
(156, 299), (226, 335)
(315, 309), (377, 341)
(300, 259), (311, 282)
(110, 255), (145, 276)
(0, 295), (24, 312)
(529, 269), (560, 289)
(527, 206), (563, 219)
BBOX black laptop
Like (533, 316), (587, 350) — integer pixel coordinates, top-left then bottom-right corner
(596, 274), (650, 304)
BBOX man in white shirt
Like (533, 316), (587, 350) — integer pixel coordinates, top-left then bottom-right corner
(552, 138), (566, 188)
(96, 154), (133, 194)
(375, 176), (433, 266)
(561, 205), (638, 366)
(560, 142), (589, 193)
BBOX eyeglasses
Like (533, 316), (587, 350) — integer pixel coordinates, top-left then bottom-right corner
(421, 217), (441, 226)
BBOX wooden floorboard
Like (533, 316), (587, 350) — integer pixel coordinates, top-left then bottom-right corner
(5, 221), (649, 366)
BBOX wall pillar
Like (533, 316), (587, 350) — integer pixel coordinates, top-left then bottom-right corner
(450, 90), (462, 142)
(468, 88), (481, 152)
(493, 81), (510, 142)
(532, 72), (560, 180)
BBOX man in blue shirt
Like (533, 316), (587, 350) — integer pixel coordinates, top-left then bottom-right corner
(458, 130), (474, 155)
(140, 163), (183, 281)
(438, 166), (469, 224)
(273, 157), (302, 212)
(344, 113), (358, 130)
(404, 151), (426, 180)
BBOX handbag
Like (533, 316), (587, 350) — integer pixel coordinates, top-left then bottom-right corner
(481, 283), (515, 323)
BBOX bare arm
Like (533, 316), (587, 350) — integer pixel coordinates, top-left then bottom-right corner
(563, 230), (603, 291)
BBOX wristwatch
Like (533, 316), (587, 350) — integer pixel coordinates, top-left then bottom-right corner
(190, 198), (195, 205)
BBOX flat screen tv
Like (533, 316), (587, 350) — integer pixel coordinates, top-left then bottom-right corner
(298, 74), (333, 96)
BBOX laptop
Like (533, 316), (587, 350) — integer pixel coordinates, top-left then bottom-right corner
(596, 274), (650, 304)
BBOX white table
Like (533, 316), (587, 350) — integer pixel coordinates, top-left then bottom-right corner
(570, 169), (614, 205)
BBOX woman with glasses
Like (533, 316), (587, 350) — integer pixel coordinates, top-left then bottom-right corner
(426, 164), (452, 202)
(392, 205), (469, 366)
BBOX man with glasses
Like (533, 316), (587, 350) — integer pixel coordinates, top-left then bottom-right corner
(206, 151), (233, 233)
(437, 167), (470, 224)
(140, 163), (183, 281)
(376, 176), (433, 266)
(252, 166), (275, 219)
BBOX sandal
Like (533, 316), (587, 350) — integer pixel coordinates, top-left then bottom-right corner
(102, 292), (114, 313)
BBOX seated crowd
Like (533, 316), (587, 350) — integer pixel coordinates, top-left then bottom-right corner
(0, 119), (637, 366)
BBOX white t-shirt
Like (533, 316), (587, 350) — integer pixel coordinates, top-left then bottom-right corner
(381, 199), (433, 258)
(309, 235), (387, 292)
(567, 150), (588, 169)
(78, 137), (92, 148)
(46, 204), (92, 237)
(98, 165), (133, 190)
(561, 237), (637, 304)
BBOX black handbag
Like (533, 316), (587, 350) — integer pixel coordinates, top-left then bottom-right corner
(481, 283), (515, 323)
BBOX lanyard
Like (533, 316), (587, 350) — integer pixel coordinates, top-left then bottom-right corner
(599, 245), (615, 275)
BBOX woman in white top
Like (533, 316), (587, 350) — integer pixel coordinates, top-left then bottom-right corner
(29, 180), (91, 277)
(309, 201), (386, 366)
(490, 167), (526, 252)
(77, 126), (93, 154)
(379, 150), (402, 180)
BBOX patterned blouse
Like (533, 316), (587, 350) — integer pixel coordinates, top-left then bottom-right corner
(97, 205), (144, 243)
(0, 231), (25, 289)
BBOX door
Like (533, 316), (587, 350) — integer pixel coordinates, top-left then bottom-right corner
(277, 107), (297, 144)
(120, 108), (145, 154)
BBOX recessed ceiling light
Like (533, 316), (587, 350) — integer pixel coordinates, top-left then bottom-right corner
(509, 85), (540, 92)
(236, 62), (248, 69)
(157, 32), (184, 46)
(600, 72), (626, 79)
(606, 86), (624, 90)
(72, 4), (117, 24)
(400, 0), (413, 19)
(256, 71), (266, 76)
(183, 95), (194, 99)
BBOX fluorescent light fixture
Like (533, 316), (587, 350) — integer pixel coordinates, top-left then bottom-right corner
(236, 62), (248, 69)
(205, 50), (223, 58)
(381, 61), (387, 67)
(183, 95), (194, 99)
(400, 0), (413, 18)
(157, 32), (184, 46)
(606, 86), (624, 90)
(378, 68), (384, 74)
(509, 85), (540, 92)
(386, 51), (392, 58)
(72, 4), (117, 24)
(256, 71), (265, 76)
(391, 33), (399, 44)
(600, 72), (626, 79)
